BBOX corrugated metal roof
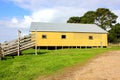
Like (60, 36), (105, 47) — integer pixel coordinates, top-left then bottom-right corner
(30, 22), (107, 33)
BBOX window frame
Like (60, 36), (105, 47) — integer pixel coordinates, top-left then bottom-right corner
(61, 35), (66, 39)
(42, 34), (47, 39)
(89, 36), (93, 40)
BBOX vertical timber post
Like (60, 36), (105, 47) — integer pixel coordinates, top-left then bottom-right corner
(18, 30), (21, 56)
(35, 29), (37, 55)
(100, 34), (103, 48)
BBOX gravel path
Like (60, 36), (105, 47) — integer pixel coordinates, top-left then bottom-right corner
(39, 51), (120, 80)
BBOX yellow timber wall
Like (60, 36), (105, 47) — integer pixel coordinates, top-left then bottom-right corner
(32, 31), (107, 47)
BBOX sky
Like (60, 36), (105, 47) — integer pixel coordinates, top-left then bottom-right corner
(0, 0), (120, 42)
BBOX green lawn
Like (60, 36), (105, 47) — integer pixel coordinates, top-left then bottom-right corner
(0, 47), (120, 80)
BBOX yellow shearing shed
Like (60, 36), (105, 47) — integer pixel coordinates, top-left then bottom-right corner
(30, 22), (108, 49)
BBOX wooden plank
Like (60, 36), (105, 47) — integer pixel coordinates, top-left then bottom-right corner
(20, 40), (35, 46)
(20, 42), (35, 48)
(20, 37), (35, 43)
(4, 50), (17, 55)
(2, 46), (17, 50)
(4, 48), (18, 54)
(4, 49), (17, 55)
(3, 45), (18, 51)
(20, 40), (32, 44)
(1, 42), (18, 48)
(20, 42), (35, 50)
(20, 45), (34, 51)
(4, 47), (18, 52)
(20, 44), (35, 50)
(3, 44), (18, 50)
(20, 38), (32, 43)
(20, 42), (35, 49)
(20, 37), (35, 41)
(20, 41), (31, 45)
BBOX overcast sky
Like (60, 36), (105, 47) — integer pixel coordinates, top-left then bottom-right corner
(0, 0), (120, 42)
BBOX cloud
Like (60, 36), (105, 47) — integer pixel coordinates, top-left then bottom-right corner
(1, 0), (120, 29)
(51, 7), (88, 22)
(0, 9), (55, 29)
(0, 17), (29, 29)
(8, 0), (50, 11)
(0, 7), (88, 29)
(11, 17), (18, 23)
(8, 0), (120, 10)
(31, 9), (55, 22)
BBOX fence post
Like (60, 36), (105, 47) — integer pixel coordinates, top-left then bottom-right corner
(18, 30), (21, 56)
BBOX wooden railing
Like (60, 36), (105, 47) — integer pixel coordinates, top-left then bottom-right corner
(0, 34), (36, 59)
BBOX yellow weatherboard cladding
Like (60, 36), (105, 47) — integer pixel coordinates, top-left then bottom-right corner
(32, 31), (107, 47)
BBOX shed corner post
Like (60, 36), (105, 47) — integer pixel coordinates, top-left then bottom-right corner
(35, 29), (37, 55)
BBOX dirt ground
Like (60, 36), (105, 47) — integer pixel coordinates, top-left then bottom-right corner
(38, 51), (120, 80)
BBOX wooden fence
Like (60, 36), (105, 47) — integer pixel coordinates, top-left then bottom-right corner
(0, 34), (36, 59)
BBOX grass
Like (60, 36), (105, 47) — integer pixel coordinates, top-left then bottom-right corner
(0, 47), (120, 80)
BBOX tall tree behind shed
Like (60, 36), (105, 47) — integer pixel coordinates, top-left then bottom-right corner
(79, 11), (96, 24)
(95, 8), (118, 30)
(67, 8), (118, 30)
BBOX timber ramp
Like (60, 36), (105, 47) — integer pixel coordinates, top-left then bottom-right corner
(0, 34), (36, 60)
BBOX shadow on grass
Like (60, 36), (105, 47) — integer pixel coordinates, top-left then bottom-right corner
(1, 51), (48, 61)
(1, 55), (15, 60)
(22, 51), (48, 55)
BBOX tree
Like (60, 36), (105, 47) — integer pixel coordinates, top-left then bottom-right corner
(108, 23), (120, 43)
(95, 8), (118, 30)
(67, 16), (81, 23)
(80, 11), (96, 24)
(67, 11), (96, 24)
(67, 8), (118, 30)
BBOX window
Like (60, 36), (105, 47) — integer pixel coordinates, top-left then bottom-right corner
(42, 34), (47, 39)
(61, 35), (66, 39)
(89, 36), (93, 40)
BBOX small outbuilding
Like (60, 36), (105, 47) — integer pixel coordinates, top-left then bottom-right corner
(30, 22), (108, 49)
